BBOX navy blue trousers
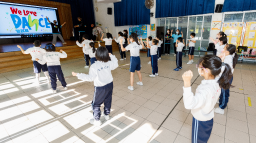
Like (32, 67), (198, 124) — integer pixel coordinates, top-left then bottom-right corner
(158, 47), (162, 58)
(106, 45), (112, 54)
(48, 66), (67, 90)
(176, 52), (183, 68)
(119, 44), (126, 59)
(90, 57), (97, 65)
(151, 55), (158, 74)
(92, 82), (113, 121)
(219, 76), (233, 109)
(33, 61), (48, 73)
(192, 117), (213, 143)
(84, 54), (90, 66)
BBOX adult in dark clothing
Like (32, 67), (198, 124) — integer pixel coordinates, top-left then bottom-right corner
(46, 16), (66, 45)
(165, 29), (172, 55)
(123, 29), (128, 45)
(74, 17), (86, 42)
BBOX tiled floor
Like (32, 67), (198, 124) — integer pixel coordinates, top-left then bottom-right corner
(0, 51), (256, 143)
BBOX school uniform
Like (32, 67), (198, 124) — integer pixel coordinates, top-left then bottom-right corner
(150, 45), (158, 75)
(219, 55), (234, 109)
(125, 42), (143, 72)
(37, 51), (67, 90)
(147, 41), (153, 57)
(183, 79), (221, 143)
(172, 34), (182, 54)
(189, 38), (196, 55)
(115, 36), (126, 59)
(215, 43), (226, 56)
(176, 42), (184, 69)
(24, 47), (48, 73)
(103, 38), (113, 54)
(76, 40), (91, 66)
(157, 40), (163, 58)
(76, 55), (118, 121)
(89, 48), (97, 65)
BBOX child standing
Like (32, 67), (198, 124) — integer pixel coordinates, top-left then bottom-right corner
(187, 33), (196, 64)
(182, 55), (232, 143)
(174, 37), (185, 71)
(76, 34), (91, 68)
(147, 38), (159, 77)
(120, 33), (145, 91)
(35, 43), (67, 93)
(156, 37), (163, 60)
(88, 42), (97, 65)
(215, 44), (238, 114)
(147, 36), (153, 64)
(115, 32), (126, 60)
(210, 32), (227, 56)
(101, 33), (113, 54)
(17, 40), (50, 84)
(215, 37), (227, 56)
(72, 47), (118, 126)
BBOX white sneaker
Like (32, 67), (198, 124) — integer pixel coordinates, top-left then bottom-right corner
(217, 100), (219, 104)
(149, 74), (156, 77)
(124, 58), (126, 60)
(155, 73), (159, 76)
(90, 118), (102, 126)
(128, 86), (134, 91)
(120, 59), (124, 61)
(191, 60), (194, 63)
(52, 90), (57, 93)
(64, 87), (68, 90)
(215, 107), (224, 114)
(174, 54), (176, 56)
(136, 82), (143, 86)
(84, 66), (89, 68)
(34, 80), (40, 85)
(104, 114), (110, 120)
(187, 61), (192, 64)
(148, 61), (151, 64)
(159, 57), (161, 60)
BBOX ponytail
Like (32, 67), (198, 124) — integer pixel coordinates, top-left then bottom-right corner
(226, 44), (239, 68)
(218, 63), (232, 90)
(219, 31), (227, 37)
(129, 33), (140, 45)
(89, 42), (96, 53)
(233, 53), (238, 68)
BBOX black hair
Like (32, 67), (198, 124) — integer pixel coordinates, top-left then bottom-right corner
(34, 40), (41, 47)
(219, 31), (227, 37)
(219, 37), (227, 45)
(226, 44), (239, 68)
(198, 55), (232, 90)
(83, 34), (89, 39)
(177, 37), (183, 42)
(190, 33), (196, 37)
(106, 33), (113, 39)
(152, 39), (159, 45)
(176, 29), (181, 35)
(95, 46), (109, 62)
(89, 42), (96, 53)
(45, 43), (55, 52)
(129, 33), (140, 45)
(123, 30), (128, 34)
(148, 36), (152, 41)
(118, 32), (123, 36)
(167, 29), (170, 32)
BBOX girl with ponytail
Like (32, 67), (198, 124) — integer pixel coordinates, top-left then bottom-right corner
(210, 31), (227, 56)
(215, 44), (238, 114)
(88, 42), (97, 65)
(182, 55), (232, 143)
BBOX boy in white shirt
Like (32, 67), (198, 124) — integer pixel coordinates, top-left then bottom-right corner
(147, 38), (159, 77)
(174, 37), (185, 71)
(72, 47), (118, 126)
(156, 37), (163, 60)
(17, 40), (50, 84)
(76, 34), (91, 68)
(101, 33), (113, 54)
(187, 33), (196, 64)
(35, 43), (67, 93)
(147, 36), (153, 64)
(115, 32), (126, 60)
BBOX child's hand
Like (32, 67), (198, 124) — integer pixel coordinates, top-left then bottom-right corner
(140, 37), (142, 40)
(181, 31), (183, 34)
(182, 70), (193, 87)
(109, 53), (112, 56)
(72, 72), (77, 76)
(60, 49), (63, 53)
(35, 58), (39, 61)
(17, 45), (21, 49)
(171, 30), (173, 33)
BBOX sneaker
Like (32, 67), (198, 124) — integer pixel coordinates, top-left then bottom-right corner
(52, 90), (57, 93)
(148, 61), (151, 64)
(215, 107), (224, 114)
(34, 80), (40, 85)
(104, 114), (110, 120)
(64, 87), (68, 90)
(124, 58), (126, 60)
(187, 61), (192, 64)
(174, 68), (179, 71)
(158, 59), (160, 61)
(136, 82), (143, 86)
(90, 118), (102, 126)
(174, 54), (176, 56)
(84, 66), (89, 68)
(179, 67), (182, 69)
(159, 57), (161, 60)
(63, 42), (67, 45)
(128, 86), (134, 91)
(120, 59), (124, 61)
(149, 74), (156, 77)
(155, 73), (159, 76)
(191, 60), (194, 63)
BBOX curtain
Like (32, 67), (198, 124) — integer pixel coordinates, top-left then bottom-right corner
(114, 0), (150, 26)
(156, 0), (215, 18)
(222, 0), (256, 12)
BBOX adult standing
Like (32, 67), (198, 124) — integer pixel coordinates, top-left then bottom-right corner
(171, 29), (183, 56)
(165, 29), (172, 55)
(74, 17), (86, 42)
(123, 30), (128, 46)
(46, 17), (67, 45)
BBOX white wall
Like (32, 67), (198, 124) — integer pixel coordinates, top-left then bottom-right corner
(210, 0), (225, 39)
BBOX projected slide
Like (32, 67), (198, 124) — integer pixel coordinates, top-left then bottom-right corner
(0, 2), (58, 35)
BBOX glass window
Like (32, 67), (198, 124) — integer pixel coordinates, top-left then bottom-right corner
(158, 19), (165, 26)
(178, 17), (188, 45)
(195, 16), (203, 40)
(244, 12), (256, 22)
(224, 13), (243, 22)
(202, 15), (212, 40)
(166, 18), (177, 32)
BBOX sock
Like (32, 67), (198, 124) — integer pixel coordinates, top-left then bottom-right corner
(44, 71), (50, 81)
(35, 73), (40, 82)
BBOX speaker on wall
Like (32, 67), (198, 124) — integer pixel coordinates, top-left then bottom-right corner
(107, 7), (112, 15)
(150, 12), (154, 17)
(215, 4), (223, 13)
